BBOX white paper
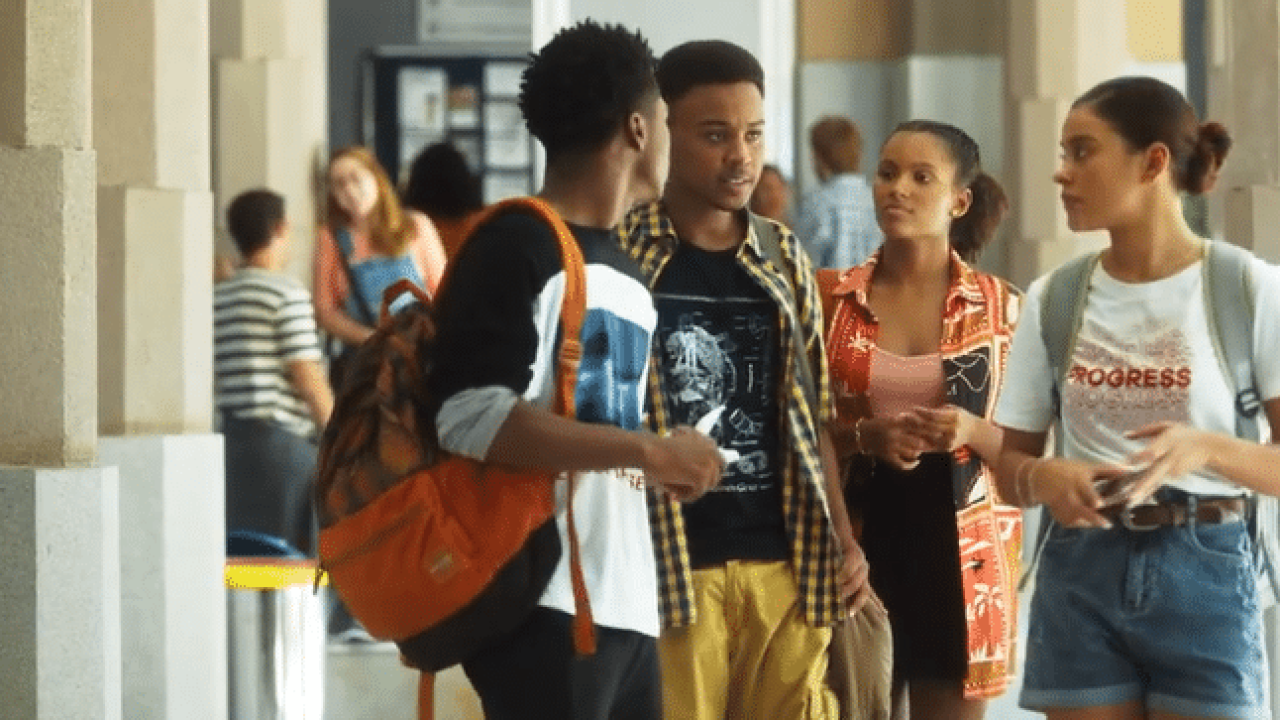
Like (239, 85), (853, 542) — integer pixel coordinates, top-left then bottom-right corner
(484, 100), (531, 168)
(398, 68), (447, 132)
(484, 62), (526, 97)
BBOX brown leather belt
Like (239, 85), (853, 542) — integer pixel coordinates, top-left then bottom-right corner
(1101, 497), (1246, 531)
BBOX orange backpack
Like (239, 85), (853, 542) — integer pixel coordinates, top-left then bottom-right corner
(315, 197), (596, 672)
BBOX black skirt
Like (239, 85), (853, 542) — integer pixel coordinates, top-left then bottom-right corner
(850, 452), (968, 682)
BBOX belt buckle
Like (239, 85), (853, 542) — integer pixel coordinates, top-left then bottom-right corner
(1118, 505), (1160, 532)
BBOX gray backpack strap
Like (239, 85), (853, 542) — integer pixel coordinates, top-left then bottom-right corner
(1203, 241), (1261, 441)
(1018, 252), (1100, 592)
(750, 214), (819, 411)
(1040, 252), (1101, 456)
(1203, 241), (1277, 605)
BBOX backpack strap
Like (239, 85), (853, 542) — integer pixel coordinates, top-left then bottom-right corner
(1040, 252), (1100, 457)
(1202, 241), (1279, 606)
(750, 213), (819, 412)
(449, 197), (586, 419)
(457, 196), (596, 653)
(507, 196), (594, 652)
(1203, 241), (1260, 441)
(334, 226), (378, 326)
(1018, 251), (1100, 592)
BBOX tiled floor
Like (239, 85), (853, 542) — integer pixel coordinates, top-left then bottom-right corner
(325, 642), (482, 720)
(317, 590), (1038, 719)
(320, 609), (1038, 720)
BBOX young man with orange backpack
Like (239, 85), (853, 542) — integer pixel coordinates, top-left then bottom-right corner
(423, 20), (723, 720)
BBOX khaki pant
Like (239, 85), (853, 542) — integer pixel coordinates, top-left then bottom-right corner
(659, 560), (837, 720)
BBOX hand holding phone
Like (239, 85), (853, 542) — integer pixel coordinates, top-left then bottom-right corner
(693, 405), (740, 465)
(1093, 467), (1151, 507)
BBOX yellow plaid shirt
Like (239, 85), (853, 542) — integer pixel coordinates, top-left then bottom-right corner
(617, 200), (843, 629)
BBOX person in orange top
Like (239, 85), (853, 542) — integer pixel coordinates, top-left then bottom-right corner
(820, 120), (1021, 719)
(403, 141), (485, 261)
(314, 146), (447, 381)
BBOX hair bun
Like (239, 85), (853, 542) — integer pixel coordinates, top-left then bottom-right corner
(1197, 121), (1232, 161)
(1185, 121), (1232, 195)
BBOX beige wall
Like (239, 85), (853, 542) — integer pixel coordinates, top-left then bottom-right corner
(95, 0), (211, 192)
(0, 0), (92, 149)
(0, 0), (97, 466)
(799, 0), (908, 61)
(911, 0), (1006, 55)
(1128, 0), (1182, 61)
(798, 0), (1005, 61)
(211, 0), (327, 286)
(94, 0), (215, 437)
(801, 0), (1179, 63)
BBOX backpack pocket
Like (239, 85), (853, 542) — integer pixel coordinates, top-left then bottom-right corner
(318, 455), (559, 668)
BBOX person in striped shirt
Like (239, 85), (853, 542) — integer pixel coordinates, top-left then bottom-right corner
(215, 188), (333, 555)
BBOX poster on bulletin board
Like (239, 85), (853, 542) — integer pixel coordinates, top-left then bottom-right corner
(364, 48), (537, 203)
(397, 68), (447, 133)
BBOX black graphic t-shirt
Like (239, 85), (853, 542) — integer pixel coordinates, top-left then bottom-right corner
(653, 244), (789, 568)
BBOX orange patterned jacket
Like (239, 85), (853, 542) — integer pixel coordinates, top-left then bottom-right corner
(820, 249), (1023, 699)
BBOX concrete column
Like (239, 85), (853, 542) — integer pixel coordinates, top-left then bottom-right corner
(1003, 0), (1128, 287)
(0, 0), (96, 467)
(757, 0), (796, 174)
(532, 0), (571, 48)
(0, 467), (121, 720)
(1207, 0), (1280, 262)
(898, 0), (1007, 275)
(95, 0), (215, 436)
(211, 0), (329, 284)
(1204, 1), (1280, 713)
(98, 435), (225, 720)
(93, 1), (227, 718)
(0, 0), (122, 717)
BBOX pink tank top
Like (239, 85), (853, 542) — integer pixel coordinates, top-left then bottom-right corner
(867, 346), (945, 418)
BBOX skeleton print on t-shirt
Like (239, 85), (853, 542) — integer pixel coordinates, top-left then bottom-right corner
(656, 299), (780, 488)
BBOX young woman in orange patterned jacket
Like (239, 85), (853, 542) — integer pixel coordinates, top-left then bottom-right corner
(819, 120), (1021, 720)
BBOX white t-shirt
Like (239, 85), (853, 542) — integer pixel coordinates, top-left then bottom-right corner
(432, 216), (661, 637)
(996, 255), (1280, 496)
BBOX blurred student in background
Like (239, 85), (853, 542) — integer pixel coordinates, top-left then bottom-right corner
(403, 141), (485, 260)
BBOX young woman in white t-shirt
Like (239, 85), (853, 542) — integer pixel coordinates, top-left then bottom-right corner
(994, 76), (1280, 719)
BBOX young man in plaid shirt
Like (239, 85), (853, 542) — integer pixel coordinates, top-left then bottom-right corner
(618, 40), (871, 720)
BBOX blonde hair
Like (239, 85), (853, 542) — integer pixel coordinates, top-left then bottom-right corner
(326, 146), (414, 256)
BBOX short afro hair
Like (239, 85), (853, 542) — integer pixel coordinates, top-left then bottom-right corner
(226, 189), (285, 258)
(520, 20), (658, 158)
(656, 40), (764, 105)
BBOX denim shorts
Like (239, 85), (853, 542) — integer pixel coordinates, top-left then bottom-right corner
(1020, 499), (1269, 718)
